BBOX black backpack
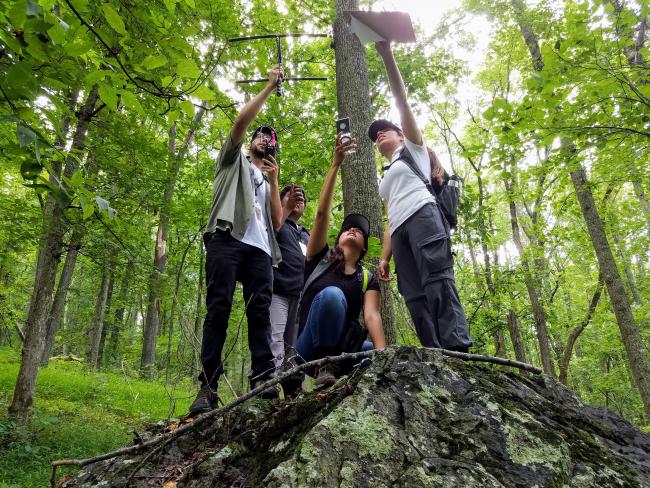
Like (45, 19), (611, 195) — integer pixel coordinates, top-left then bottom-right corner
(398, 147), (461, 230)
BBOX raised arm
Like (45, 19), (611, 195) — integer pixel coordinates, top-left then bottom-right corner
(306, 134), (356, 261)
(375, 41), (422, 146)
(230, 65), (284, 146)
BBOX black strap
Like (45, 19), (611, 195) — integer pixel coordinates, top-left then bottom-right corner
(396, 147), (436, 198)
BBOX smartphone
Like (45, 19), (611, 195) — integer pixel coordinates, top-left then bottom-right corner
(336, 117), (355, 153)
(336, 117), (351, 135)
(263, 144), (276, 160)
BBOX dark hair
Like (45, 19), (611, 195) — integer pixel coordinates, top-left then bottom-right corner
(280, 185), (307, 204)
(428, 147), (448, 190)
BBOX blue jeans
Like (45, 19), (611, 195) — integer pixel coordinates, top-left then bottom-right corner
(295, 287), (372, 362)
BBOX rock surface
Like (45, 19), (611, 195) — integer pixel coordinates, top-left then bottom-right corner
(61, 347), (650, 487)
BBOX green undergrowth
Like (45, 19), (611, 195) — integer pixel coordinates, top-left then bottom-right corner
(0, 347), (201, 488)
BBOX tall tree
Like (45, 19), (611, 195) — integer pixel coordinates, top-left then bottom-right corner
(9, 87), (99, 421)
(333, 0), (396, 343)
(141, 108), (206, 377)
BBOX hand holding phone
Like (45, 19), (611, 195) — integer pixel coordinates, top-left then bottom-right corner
(336, 117), (355, 154)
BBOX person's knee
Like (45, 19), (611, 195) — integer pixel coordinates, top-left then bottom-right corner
(316, 286), (347, 309)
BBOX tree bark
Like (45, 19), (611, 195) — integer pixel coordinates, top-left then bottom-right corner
(88, 272), (111, 370)
(333, 0), (396, 344)
(141, 108), (206, 378)
(40, 228), (83, 365)
(191, 241), (204, 378)
(506, 181), (556, 377)
(107, 268), (130, 366)
(559, 275), (604, 386)
(568, 163), (650, 416)
(507, 310), (527, 363)
(165, 236), (194, 385)
(9, 87), (99, 421)
(97, 275), (115, 369)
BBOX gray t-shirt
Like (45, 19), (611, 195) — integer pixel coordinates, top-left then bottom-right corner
(205, 135), (281, 264)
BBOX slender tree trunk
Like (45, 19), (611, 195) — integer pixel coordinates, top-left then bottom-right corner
(41, 228), (83, 365)
(88, 272), (111, 370)
(559, 275), (604, 386)
(141, 109), (206, 378)
(333, 0), (396, 343)
(165, 237), (194, 385)
(107, 269), (130, 365)
(568, 163), (650, 416)
(503, 169), (555, 376)
(191, 242), (204, 379)
(97, 275), (114, 369)
(507, 310), (527, 363)
(9, 87), (99, 421)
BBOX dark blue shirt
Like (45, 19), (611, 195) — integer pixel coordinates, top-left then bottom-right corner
(273, 220), (309, 297)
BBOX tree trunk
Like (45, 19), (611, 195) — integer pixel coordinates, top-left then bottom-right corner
(107, 269), (130, 365)
(503, 167), (555, 376)
(141, 109), (206, 378)
(568, 163), (650, 416)
(333, 0), (396, 344)
(507, 310), (527, 363)
(165, 237), (194, 385)
(191, 241), (204, 379)
(559, 275), (604, 386)
(88, 272), (111, 370)
(9, 87), (99, 421)
(97, 275), (115, 369)
(41, 228), (83, 365)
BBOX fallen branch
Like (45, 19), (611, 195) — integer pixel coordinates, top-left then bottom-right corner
(50, 347), (541, 486)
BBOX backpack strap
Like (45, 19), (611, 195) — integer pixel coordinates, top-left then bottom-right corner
(361, 267), (369, 294)
(398, 147), (436, 198)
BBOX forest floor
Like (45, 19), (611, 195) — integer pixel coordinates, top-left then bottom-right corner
(0, 347), (202, 488)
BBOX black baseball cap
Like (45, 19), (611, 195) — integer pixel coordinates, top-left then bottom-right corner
(337, 213), (370, 257)
(368, 119), (402, 142)
(251, 125), (279, 152)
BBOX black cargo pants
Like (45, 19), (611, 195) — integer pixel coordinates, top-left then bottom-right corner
(392, 203), (472, 350)
(199, 229), (275, 387)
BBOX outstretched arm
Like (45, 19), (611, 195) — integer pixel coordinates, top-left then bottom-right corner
(306, 134), (356, 261)
(230, 65), (284, 146)
(375, 41), (422, 146)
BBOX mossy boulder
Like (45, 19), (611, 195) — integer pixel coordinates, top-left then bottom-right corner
(61, 347), (650, 487)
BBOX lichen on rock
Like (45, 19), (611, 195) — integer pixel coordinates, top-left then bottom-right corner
(61, 347), (650, 488)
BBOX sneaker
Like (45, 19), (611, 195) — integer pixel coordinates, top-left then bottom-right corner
(250, 378), (280, 400)
(315, 364), (339, 389)
(189, 385), (217, 416)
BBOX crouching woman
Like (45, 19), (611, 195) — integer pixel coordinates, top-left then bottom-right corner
(281, 134), (386, 398)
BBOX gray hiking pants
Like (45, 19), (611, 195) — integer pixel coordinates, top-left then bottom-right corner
(270, 294), (300, 368)
(392, 202), (472, 350)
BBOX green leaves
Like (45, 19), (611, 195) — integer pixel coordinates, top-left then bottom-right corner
(142, 55), (168, 70)
(175, 59), (201, 79)
(101, 4), (127, 36)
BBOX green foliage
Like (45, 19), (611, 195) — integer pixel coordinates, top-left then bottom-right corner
(0, 347), (197, 487)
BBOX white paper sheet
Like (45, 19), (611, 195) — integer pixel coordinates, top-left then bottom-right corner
(349, 16), (386, 45)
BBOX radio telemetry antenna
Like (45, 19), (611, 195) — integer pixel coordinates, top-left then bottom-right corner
(227, 33), (329, 96)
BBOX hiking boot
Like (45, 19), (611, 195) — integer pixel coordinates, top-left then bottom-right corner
(281, 377), (303, 401)
(315, 364), (339, 389)
(250, 377), (280, 400)
(189, 385), (217, 416)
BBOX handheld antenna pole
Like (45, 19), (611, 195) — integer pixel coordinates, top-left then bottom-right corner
(275, 35), (283, 97)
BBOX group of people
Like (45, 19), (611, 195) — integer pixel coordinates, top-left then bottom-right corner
(189, 41), (472, 415)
